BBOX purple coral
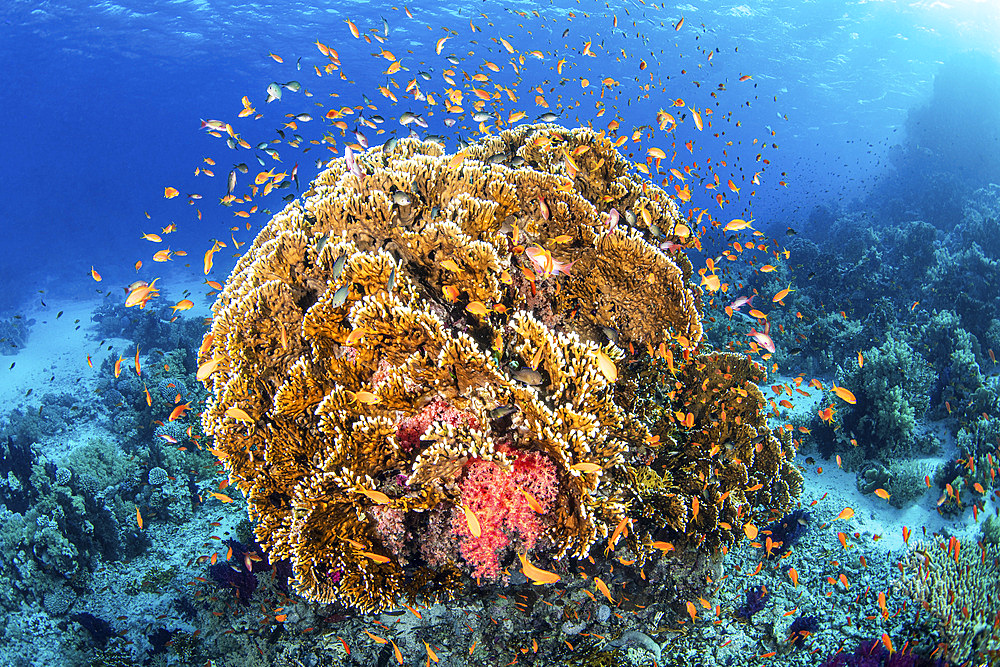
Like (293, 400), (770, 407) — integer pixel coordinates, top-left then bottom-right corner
(735, 584), (769, 621)
(207, 539), (262, 604)
(818, 639), (947, 667)
(787, 615), (819, 647)
(763, 508), (811, 559)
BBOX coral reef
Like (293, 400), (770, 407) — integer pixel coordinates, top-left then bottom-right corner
(901, 538), (1000, 664)
(199, 125), (800, 612)
(0, 316), (31, 355)
(818, 638), (944, 667)
(816, 335), (937, 465)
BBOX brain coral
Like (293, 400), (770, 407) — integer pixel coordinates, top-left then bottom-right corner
(199, 124), (797, 612)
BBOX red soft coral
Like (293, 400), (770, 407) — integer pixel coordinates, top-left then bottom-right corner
(452, 446), (558, 580)
(395, 398), (479, 452)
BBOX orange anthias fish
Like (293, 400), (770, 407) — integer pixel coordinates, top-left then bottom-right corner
(462, 504), (482, 538)
(836, 507), (855, 521)
(168, 402), (190, 421)
(518, 553), (560, 584)
(832, 385), (857, 404)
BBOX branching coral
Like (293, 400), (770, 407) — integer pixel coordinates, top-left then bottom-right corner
(901, 539), (1000, 664)
(199, 124), (798, 612)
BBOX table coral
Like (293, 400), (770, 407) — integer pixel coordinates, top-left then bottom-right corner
(199, 124), (798, 612)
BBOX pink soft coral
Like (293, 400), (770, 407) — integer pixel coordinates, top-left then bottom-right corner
(395, 398), (479, 451)
(452, 446), (558, 580)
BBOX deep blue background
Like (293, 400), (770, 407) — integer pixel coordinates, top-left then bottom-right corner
(1, 0), (997, 312)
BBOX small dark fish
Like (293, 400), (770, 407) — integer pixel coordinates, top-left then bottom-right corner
(392, 191), (412, 206)
(562, 28), (569, 37)
(489, 404), (518, 419)
(227, 170), (237, 196)
(786, 227), (797, 236)
(383, 137), (398, 153)
(236, 163), (249, 174)
(513, 368), (543, 386)
(25, 388), (32, 396)
(8, 362), (13, 370)
(446, 55), (460, 65)
(56, 311), (63, 319)
(282, 80), (301, 92)
(387, 266), (396, 292)
(600, 326), (620, 346)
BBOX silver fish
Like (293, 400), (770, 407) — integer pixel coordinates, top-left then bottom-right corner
(331, 254), (347, 281)
(282, 80), (301, 92)
(330, 284), (349, 307)
(266, 82), (282, 103)
(295, 113), (313, 122)
(315, 233), (331, 254)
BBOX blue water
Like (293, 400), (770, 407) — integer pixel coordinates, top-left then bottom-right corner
(2, 0), (1000, 664)
(2, 0), (995, 305)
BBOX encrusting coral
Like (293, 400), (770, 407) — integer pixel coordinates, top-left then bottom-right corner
(199, 124), (799, 612)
